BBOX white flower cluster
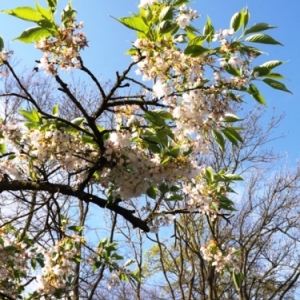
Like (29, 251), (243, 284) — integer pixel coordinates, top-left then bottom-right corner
(35, 21), (87, 74)
(200, 240), (237, 273)
(176, 4), (199, 29)
(101, 131), (201, 200)
(0, 227), (33, 298)
(0, 124), (98, 181)
(36, 235), (84, 295)
(138, 0), (157, 8)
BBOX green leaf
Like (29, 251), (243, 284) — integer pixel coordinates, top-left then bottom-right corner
(187, 36), (206, 46)
(260, 60), (284, 69)
(147, 186), (158, 199)
(248, 84), (266, 105)
(245, 33), (282, 46)
(116, 15), (148, 33)
(71, 117), (85, 126)
(31, 258), (37, 269)
(167, 146), (180, 158)
(225, 174), (243, 181)
(145, 111), (166, 126)
(72, 255), (82, 263)
(156, 130), (168, 147)
(263, 78), (292, 94)
(156, 111), (173, 120)
(232, 272), (244, 290)
(265, 72), (285, 80)
(203, 16), (214, 42)
(222, 128), (243, 146)
(173, 0), (189, 6)
(0, 36), (4, 52)
(244, 23), (276, 35)
(20, 109), (41, 123)
(159, 20), (177, 34)
(243, 8), (250, 29)
(230, 11), (243, 32)
(3, 7), (43, 22)
(159, 183), (169, 194)
(212, 130), (225, 152)
(252, 66), (270, 77)
(224, 64), (240, 76)
(52, 104), (59, 116)
(61, 2), (76, 28)
(111, 253), (123, 260)
(167, 194), (183, 201)
(159, 6), (173, 21)
(46, 0), (57, 8)
(205, 167), (214, 183)
(221, 113), (241, 123)
(124, 259), (135, 267)
(14, 26), (51, 43)
(184, 45), (210, 57)
(0, 143), (5, 154)
(36, 1), (53, 21)
(35, 257), (45, 267)
(68, 225), (84, 232)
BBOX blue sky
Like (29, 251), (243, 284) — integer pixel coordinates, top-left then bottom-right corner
(0, 0), (299, 162)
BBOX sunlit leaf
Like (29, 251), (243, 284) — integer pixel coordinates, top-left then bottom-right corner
(263, 78), (292, 94)
(245, 33), (282, 46)
(3, 7), (43, 22)
(230, 11), (243, 32)
(212, 130), (225, 152)
(244, 22), (276, 35)
(14, 26), (51, 43)
(116, 15), (148, 33)
(248, 84), (266, 105)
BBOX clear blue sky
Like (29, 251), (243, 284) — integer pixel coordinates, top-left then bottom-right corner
(0, 0), (299, 162)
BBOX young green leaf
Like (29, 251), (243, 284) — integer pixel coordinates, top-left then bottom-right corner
(243, 7), (250, 29)
(20, 109), (41, 123)
(46, 0), (57, 8)
(265, 72), (285, 80)
(159, 6), (173, 21)
(3, 7), (43, 22)
(0, 143), (6, 155)
(52, 104), (59, 116)
(116, 16), (148, 33)
(71, 117), (85, 126)
(68, 225), (84, 232)
(203, 16), (214, 42)
(212, 130), (225, 152)
(221, 113), (242, 123)
(0, 36), (4, 52)
(263, 78), (292, 94)
(260, 60), (284, 69)
(230, 11), (243, 32)
(222, 127), (243, 146)
(244, 22), (276, 35)
(14, 26), (51, 43)
(245, 33), (282, 46)
(146, 186), (158, 199)
(36, 1), (53, 21)
(248, 84), (266, 105)
(187, 36), (206, 46)
(184, 45), (209, 57)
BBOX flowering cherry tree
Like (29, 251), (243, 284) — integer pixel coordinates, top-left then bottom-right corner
(0, 0), (290, 298)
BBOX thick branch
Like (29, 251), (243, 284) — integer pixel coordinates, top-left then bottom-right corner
(0, 180), (149, 232)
